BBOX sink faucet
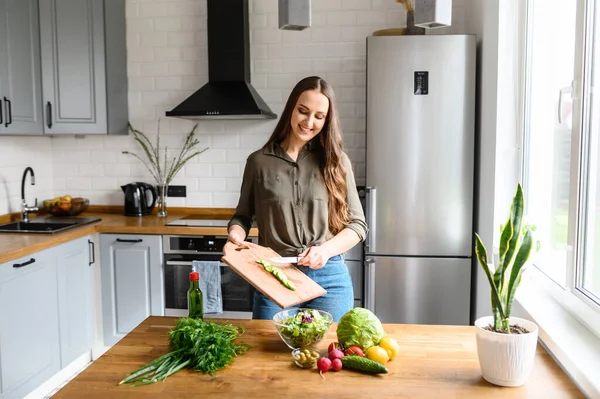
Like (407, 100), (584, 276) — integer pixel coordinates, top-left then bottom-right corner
(21, 167), (39, 222)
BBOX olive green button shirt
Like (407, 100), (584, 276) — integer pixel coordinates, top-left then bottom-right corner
(229, 141), (368, 257)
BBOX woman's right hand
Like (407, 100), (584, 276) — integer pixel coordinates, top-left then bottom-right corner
(227, 224), (248, 247)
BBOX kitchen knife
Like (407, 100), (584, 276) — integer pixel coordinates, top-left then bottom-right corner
(270, 257), (303, 264)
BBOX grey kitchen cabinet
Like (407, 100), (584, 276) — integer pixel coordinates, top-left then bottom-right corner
(0, 0), (44, 135)
(38, 0), (128, 135)
(0, 248), (60, 399)
(100, 234), (164, 347)
(56, 236), (94, 368)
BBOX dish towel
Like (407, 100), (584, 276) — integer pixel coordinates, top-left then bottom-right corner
(192, 260), (223, 314)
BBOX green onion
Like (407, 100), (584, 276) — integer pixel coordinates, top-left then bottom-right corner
(119, 318), (251, 386)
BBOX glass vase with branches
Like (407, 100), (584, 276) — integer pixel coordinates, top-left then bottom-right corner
(123, 121), (208, 216)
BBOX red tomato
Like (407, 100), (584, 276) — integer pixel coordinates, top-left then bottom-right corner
(328, 342), (341, 353)
(344, 346), (365, 357)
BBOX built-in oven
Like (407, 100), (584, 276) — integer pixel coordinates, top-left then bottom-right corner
(163, 235), (258, 319)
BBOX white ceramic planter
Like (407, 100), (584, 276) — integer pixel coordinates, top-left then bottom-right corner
(475, 316), (539, 387)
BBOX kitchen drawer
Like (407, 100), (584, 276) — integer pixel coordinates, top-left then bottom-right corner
(0, 249), (54, 281)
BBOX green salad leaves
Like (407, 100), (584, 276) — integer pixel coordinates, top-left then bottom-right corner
(279, 309), (332, 348)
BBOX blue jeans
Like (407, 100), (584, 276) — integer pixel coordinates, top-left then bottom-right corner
(252, 255), (354, 322)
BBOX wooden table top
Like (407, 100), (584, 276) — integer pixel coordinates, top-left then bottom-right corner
(52, 316), (583, 399)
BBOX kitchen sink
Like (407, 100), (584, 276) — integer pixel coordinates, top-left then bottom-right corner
(0, 221), (77, 233)
(0, 217), (101, 234)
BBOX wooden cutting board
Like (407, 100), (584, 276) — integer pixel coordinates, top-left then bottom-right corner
(221, 242), (327, 309)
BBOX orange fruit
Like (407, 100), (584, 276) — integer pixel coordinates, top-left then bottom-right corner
(58, 198), (71, 211)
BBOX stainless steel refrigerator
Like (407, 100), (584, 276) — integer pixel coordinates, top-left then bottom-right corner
(364, 34), (476, 325)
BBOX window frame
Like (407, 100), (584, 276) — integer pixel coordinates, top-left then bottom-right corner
(521, 0), (600, 339)
(572, 0), (600, 309)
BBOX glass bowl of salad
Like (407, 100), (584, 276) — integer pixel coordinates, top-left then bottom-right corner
(273, 308), (333, 350)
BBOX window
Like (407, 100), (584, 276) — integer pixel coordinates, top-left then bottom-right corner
(523, 0), (600, 314)
(581, 0), (600, 302)
(523, 0), (578, 287)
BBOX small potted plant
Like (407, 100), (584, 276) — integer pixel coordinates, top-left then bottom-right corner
(123, 121), (208, 217)
(474, 183), (540, 387)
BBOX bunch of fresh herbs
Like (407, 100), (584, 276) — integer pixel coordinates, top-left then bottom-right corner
(119, 318), (251, 386)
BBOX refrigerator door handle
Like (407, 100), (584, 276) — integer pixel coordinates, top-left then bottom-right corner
(364, 257), (376, 312)
(365, 186), (377, 252)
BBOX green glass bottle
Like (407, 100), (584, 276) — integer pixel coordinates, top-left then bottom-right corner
(188, 271), (203, 319)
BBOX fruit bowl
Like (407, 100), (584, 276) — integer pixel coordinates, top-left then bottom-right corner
(42, 197), (89, 216)
(273, 308), (333, 350)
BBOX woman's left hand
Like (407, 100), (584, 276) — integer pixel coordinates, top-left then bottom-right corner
(297, 246), (332, 269)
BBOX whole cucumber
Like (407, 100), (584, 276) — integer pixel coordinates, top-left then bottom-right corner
(340, 356), (388, 374)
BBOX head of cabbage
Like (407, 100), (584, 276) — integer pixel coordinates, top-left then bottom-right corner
(336, 308), (385, 350)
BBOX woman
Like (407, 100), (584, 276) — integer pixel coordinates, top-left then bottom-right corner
(227, 76), (368, 321)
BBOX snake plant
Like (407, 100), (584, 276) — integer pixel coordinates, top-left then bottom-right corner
(475, 184), (538, 333)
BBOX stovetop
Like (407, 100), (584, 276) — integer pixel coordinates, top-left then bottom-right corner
(165, 218), (230, 227)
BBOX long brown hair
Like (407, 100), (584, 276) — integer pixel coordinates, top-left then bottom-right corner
(264, 76), (350, 235)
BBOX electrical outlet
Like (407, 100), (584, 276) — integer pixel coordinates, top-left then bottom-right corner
(167, 185), (186, 197)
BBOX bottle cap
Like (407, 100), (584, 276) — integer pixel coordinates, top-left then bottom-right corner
(189, 271), (199, 282)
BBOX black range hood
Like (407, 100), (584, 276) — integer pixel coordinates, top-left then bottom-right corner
(166, 0), (276, 120)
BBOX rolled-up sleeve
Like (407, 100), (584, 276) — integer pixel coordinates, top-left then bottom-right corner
(228, 155), (256, 237)
(342, 153), (368, 242)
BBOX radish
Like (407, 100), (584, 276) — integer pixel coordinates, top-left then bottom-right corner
(317, 357), (332, 380)
(331, 358), (342, 371)
(327, 342), (340, 353)
(328, 348), (344, 361)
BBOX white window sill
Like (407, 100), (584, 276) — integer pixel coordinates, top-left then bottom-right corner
(514, 269), (600, 399)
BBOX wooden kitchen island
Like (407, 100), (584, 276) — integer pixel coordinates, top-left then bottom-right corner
(52, 316), (583, 399)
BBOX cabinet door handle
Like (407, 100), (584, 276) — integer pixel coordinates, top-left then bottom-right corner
(0, 98), (3, 125)
(46, 101), (53, 128)
(13, 258), (35, 268)
(88, 239), (95, 266)
(116, 238), (143, 243)
(3, 97), (11, 127)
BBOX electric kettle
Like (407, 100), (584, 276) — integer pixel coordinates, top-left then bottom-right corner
(121, 182), (157, 216)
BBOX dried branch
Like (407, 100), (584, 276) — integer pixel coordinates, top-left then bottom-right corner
(123, 121), (208, 186)
(396, 0), (413, 12)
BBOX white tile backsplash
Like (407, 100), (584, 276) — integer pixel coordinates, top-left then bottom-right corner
(0, 0), (466, 214)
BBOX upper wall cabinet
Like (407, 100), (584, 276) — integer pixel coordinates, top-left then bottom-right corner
(0, 0), (127, 136)
(38, 0), (128, 135)
(0, 0), (44, 135)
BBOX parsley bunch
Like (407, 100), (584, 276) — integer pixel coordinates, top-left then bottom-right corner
(119, 318), (251, 386)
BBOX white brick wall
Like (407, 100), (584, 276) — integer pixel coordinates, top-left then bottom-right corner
(0, 0), (467, 213)
(0, 138), (54, 215)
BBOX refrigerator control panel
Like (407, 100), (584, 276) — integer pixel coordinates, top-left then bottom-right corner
(414, 71), (429, 95)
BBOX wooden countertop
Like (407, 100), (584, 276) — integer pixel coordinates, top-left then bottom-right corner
(52, 316), (583, 399)
(0, 211), (258, 264)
